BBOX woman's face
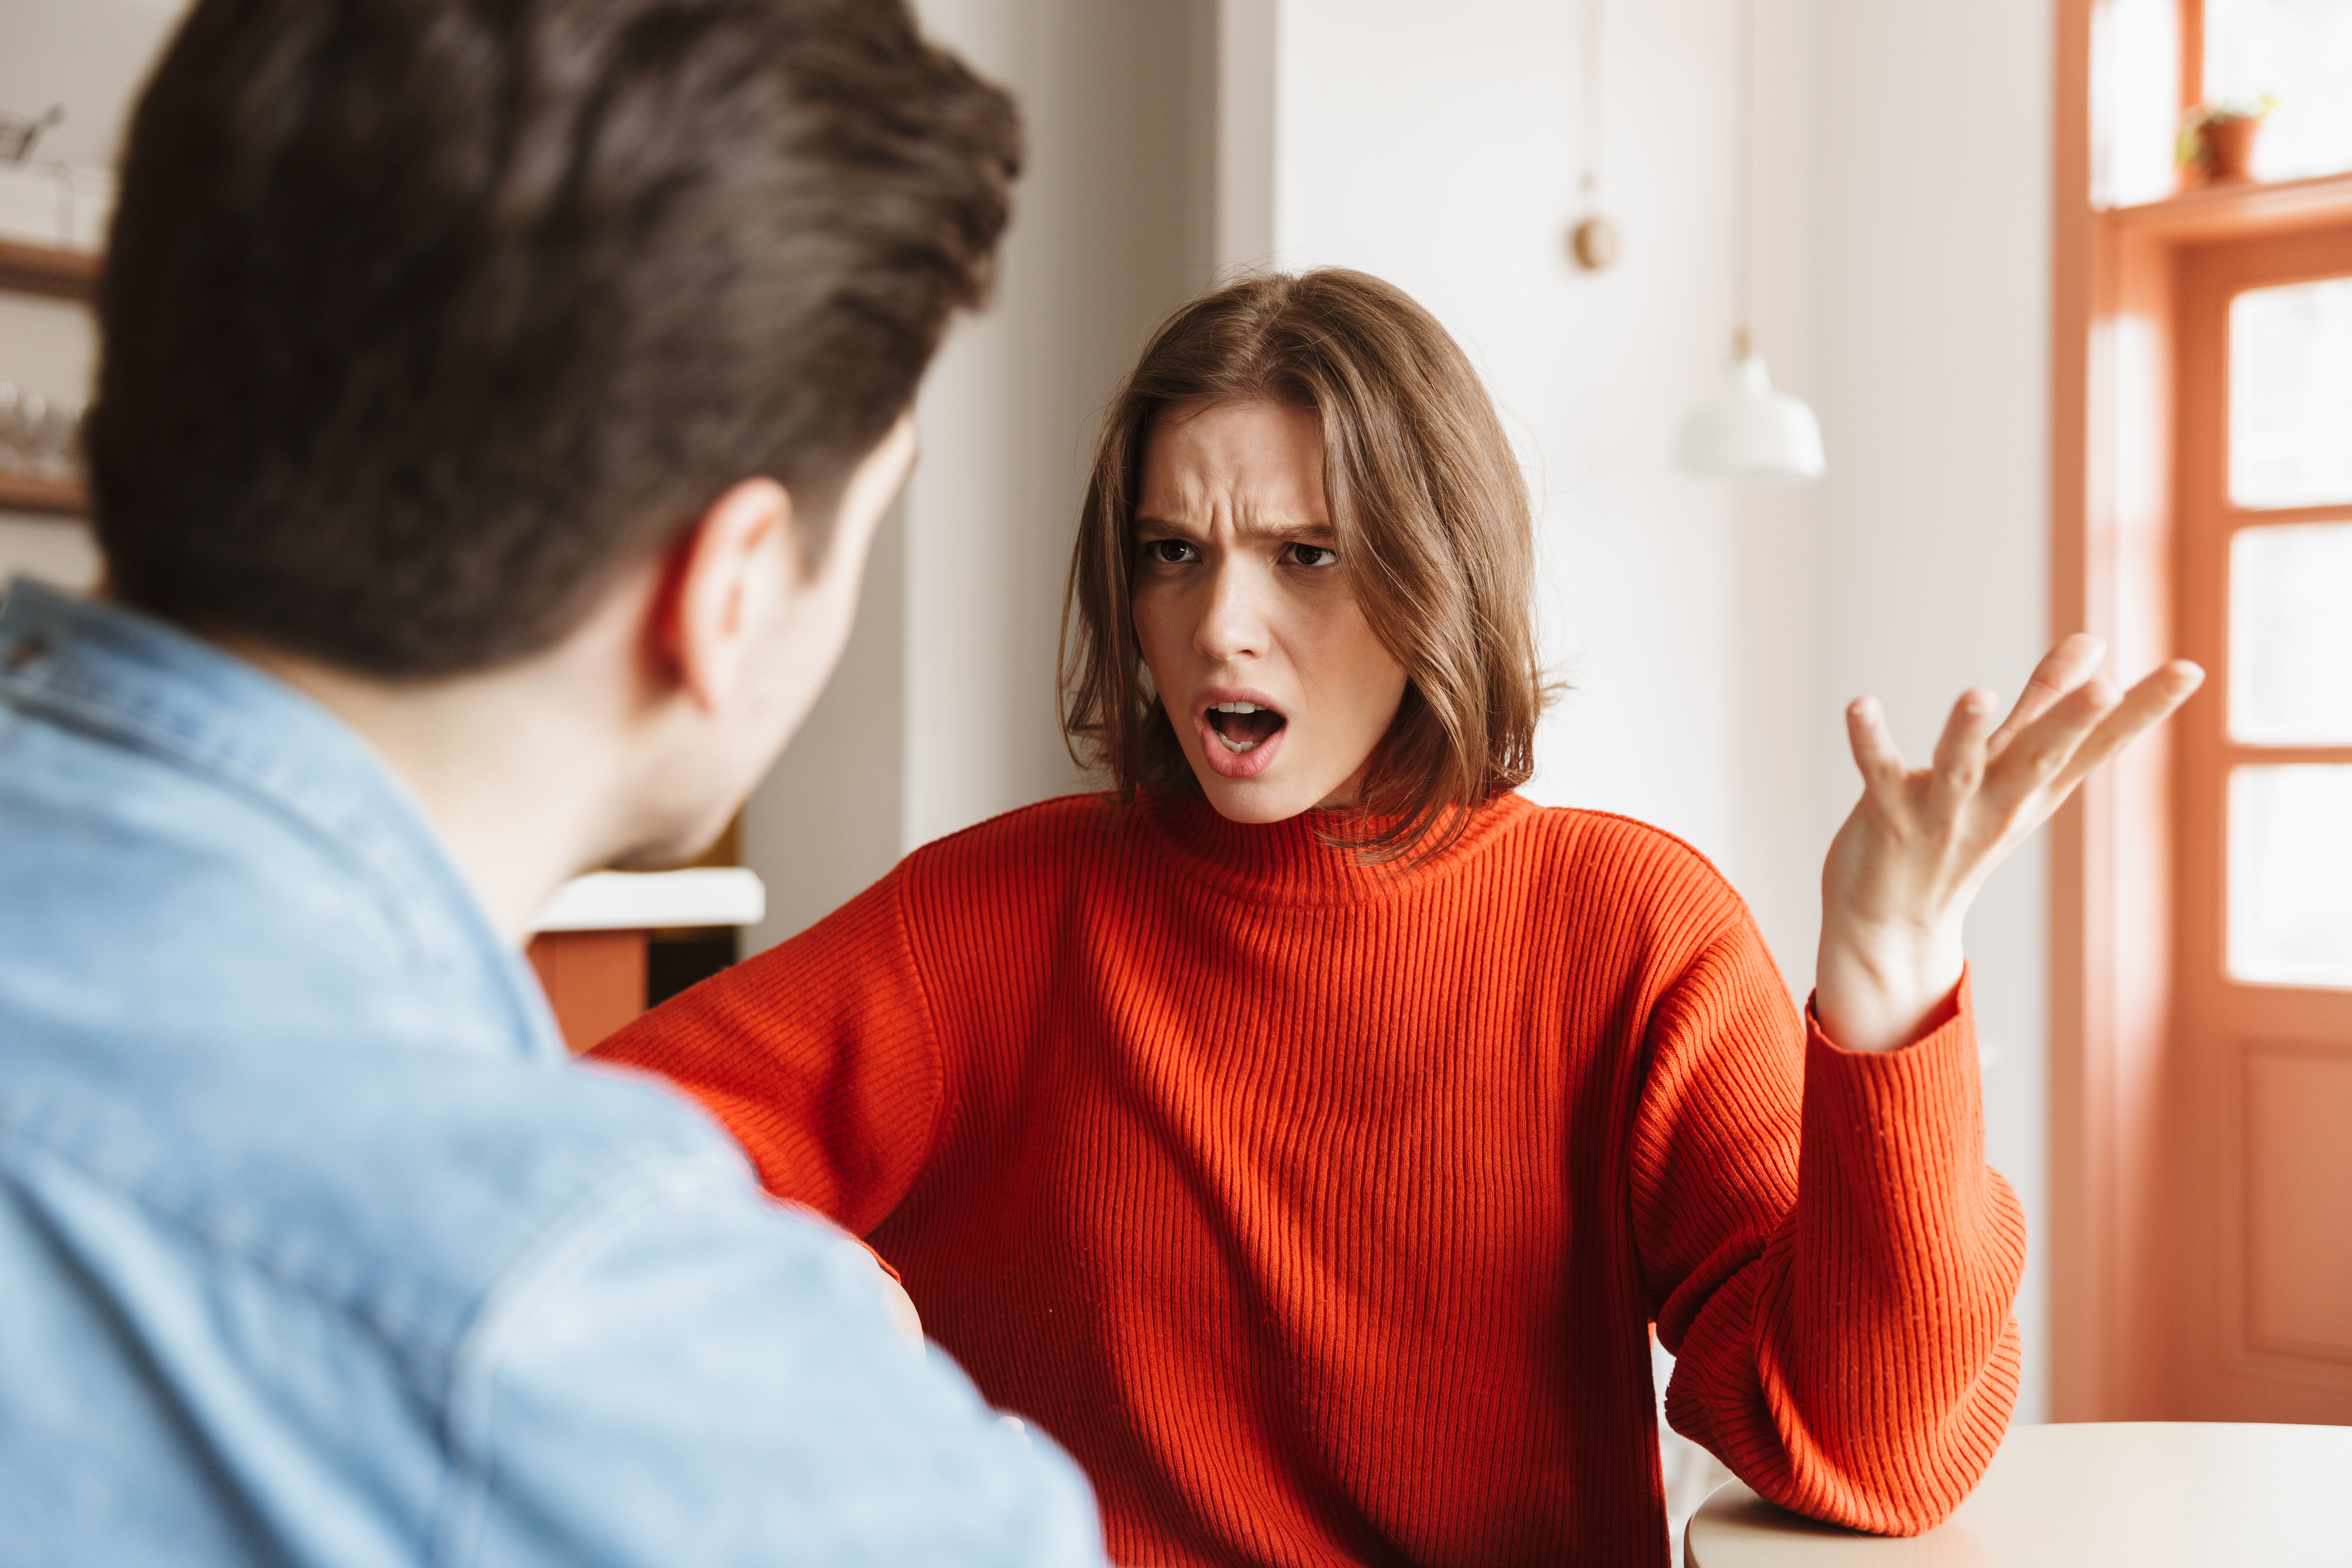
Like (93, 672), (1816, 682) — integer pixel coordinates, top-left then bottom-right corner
(1131, 399), (1409, 823)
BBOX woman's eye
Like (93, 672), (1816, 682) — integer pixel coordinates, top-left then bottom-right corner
(1287, 543), (1339, 567)
(1144, 539), (1196, 565)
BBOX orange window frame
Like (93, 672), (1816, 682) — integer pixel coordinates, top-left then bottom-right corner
(2049, 0), (2352, 1421)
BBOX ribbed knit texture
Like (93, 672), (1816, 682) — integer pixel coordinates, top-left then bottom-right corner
(594, 791), (2024, 1567)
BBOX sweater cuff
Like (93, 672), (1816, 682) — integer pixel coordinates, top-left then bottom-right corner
(1799, 967), (1982, 1196)
(1803, 966), (1969, 1060)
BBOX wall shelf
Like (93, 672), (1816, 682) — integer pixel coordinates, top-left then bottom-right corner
(0, 470), (87, 517)
(0, 238), (99, 303)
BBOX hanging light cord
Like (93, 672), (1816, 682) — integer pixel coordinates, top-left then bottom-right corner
(1580, 0), (1605, 207)
(1732, 0), (1755, 356)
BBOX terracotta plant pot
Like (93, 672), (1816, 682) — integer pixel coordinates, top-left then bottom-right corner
(2199, 115), (2265, 183)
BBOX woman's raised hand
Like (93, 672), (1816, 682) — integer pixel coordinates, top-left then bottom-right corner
(1814, 634), (2205, 1053)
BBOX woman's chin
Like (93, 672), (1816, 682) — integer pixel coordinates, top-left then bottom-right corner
(1187, 757), (1332, 825)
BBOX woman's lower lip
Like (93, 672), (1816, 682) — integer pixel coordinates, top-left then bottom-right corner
(1195, 713), (1285, 779)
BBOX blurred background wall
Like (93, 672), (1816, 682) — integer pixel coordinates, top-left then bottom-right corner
(0, 0), (2059, 1419)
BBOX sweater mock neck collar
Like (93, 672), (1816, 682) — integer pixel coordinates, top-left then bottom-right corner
(1135, 786), (1535, 904)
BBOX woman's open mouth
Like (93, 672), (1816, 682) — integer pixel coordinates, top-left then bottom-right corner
(1207, 700), (1285, 753)
(1193, 691), (1289, 779)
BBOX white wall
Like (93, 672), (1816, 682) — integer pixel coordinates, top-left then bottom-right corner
(1803, 0), (2056, 1423)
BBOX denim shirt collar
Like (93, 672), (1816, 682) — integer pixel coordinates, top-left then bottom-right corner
(0, 577), (563, 1063)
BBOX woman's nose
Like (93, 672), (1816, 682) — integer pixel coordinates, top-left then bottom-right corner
(1193, 560), (1268, 661)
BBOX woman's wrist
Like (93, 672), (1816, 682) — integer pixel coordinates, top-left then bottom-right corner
(1813, 918), (1965, 1054)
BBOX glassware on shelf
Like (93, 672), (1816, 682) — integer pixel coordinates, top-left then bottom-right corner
(0, 382), (88, 487)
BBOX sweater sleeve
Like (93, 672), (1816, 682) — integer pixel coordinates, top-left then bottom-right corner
(588, 868), (944, 1236)
(1629, 920), (2025, 1536)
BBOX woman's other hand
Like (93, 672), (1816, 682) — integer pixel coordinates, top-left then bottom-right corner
(1815, 635), (2204, 1053)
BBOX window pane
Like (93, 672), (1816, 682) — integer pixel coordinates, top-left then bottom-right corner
(2230, 276), (2352, 509)
(2230, 765), (2352, 988)
(2231, 521), (2352, 744)
(2099, 0), (2186, 206)
(2205, 0), (2352, 181)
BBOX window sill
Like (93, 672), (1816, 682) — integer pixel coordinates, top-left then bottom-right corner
(2100, 170), (2352, 241)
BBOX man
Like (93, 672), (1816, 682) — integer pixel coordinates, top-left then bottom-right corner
(0, 1), (1104, 1562)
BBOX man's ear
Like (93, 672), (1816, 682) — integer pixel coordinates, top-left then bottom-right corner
(656, 477), (795, 712)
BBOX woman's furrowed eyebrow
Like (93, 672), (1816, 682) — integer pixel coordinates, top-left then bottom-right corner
(1131, 512), (1334, 541)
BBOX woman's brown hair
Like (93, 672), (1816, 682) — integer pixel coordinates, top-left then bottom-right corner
(1060, 268), (1552, 862)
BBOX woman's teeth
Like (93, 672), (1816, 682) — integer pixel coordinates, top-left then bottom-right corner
(1205, 700), (1284, 753)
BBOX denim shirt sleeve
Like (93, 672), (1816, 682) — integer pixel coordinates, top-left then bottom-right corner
(436, 1156), (1105, 1568)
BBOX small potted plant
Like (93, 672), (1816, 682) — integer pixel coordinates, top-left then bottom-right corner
(2179, 93), (2279, 186)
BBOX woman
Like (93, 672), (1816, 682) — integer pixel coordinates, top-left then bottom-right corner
(594, 270), (2198, 1567)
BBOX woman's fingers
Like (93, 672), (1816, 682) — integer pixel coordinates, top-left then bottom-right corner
(1845, 697), (1909, 795)
(2046, 660), (2206, 802)
(1979, 672), (2124, 815)
(1929, 688), (2001, 806)
(1842, 655), (2200, 855)
(1986, 633), (2107, 757)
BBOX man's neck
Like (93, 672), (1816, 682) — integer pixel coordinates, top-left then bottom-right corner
(224, 620), (645, 947)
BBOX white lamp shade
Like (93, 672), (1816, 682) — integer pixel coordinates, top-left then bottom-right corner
(1676, 351), (1825, 481)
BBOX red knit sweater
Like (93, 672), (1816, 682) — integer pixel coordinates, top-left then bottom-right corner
(594, 791), (2023, 1567)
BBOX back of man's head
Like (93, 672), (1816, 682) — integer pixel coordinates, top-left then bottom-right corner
(89, 0), (1019, 680)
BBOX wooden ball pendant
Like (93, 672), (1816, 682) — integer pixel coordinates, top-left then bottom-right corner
(1571, 214), (1621, 271)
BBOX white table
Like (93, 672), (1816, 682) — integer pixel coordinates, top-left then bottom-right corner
(526, 869), (766, 1051)
(528, 867), (767, 934)
(1687, 1422), (2352, 1567)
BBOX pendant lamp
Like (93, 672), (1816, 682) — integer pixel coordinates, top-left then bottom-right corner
(1677, 0), (1823, 480)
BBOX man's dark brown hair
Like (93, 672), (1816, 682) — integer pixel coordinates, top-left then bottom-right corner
(89, 0), (1020, 678)
(1060, 269), (1553, 864)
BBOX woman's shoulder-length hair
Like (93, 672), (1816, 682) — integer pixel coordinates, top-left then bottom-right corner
(1059, 267), (1552, 863)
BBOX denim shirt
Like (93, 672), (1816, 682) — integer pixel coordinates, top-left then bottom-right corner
(0, 581), (1103, 1568)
